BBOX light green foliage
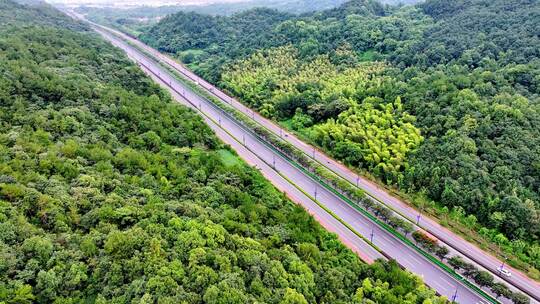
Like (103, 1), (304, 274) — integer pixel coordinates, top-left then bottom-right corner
(223, 46), (422, 181)
(280, 288), (308, 304)
(221, 46), (380, 119)
(0, 1), (447, 303)
(141, 0), (540, 273)
(217, 149), (241, 167)
(314, 96), (422, 181)
(222, 46), (298, 111)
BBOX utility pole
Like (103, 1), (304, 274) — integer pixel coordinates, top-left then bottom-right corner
(417, 205), (425, 225)
(500, 256), (507, 269)
(451, 286), (458, 303)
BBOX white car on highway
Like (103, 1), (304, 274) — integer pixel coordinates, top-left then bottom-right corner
(497, 267), (512, 277)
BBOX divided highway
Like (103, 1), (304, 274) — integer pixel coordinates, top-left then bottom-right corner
(92, 27), (486, 304)
(70, 12), (538, 303)
(94, 23), (540, 304)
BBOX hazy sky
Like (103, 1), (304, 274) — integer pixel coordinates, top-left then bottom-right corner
(47, 0), (247, 5)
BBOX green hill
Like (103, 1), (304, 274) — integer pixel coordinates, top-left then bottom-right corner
(141, 0), (540, 277)
(0, 0), (447, 302)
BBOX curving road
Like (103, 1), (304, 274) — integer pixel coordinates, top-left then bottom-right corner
(91, 22), (540, 303)
(76, 22), (503, 304)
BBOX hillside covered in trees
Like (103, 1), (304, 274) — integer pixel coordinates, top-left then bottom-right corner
(76, 0), (351, 37)
(78, 0), (423, 50)
(0, 0), (448, 303)
(140, 0), (540, 277)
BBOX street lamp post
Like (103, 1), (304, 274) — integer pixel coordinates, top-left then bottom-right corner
(370, 226), (374, 242)
(356, 175), (360, 187)
(451, 286), (458, 303)
(314, 185), (318, 201)
(500, 256), (507, 269)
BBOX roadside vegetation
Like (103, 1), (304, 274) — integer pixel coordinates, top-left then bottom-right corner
(0, 1), (449, 303)
(125, 36), (527, 303)
(139, 0), (540, 279)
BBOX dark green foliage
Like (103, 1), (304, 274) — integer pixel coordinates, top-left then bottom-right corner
(412, 231), (438, 251)
(448, 256), (466, 270)
(0, 0), (86, 30)
(446, 254), (528, 302)
(140, 8), (293, 83)
(473, 271), (494, 288)
(78, 0), (351, 23)
(510, 292), (532, 304)
(435, 246), (449, 260)
(141, 0), (540, 273)
(408, 0), (540, 67)
(491, 282), (511, 299)
(0, 1), (447, 303)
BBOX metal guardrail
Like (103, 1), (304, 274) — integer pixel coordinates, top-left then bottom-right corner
(101, 26), (501, 304)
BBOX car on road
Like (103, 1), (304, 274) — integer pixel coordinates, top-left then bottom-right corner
(497, 267), (512, 277)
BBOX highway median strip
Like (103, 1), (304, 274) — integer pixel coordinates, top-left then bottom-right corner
(141, 42), (533, 303)
(103, 26), (503, 304)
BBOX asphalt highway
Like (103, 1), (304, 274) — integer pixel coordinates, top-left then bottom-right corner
(80, 24), (502, 304)
(92, 25), (540, 303)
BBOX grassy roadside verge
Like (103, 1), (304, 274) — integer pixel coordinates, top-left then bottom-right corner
(88, 9), (539, 282)
(111, 29), (504, 304)
(133, 31), (538, 287)
(276, 122), (540, 281)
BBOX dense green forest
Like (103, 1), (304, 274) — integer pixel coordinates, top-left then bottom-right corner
(77, 0), (422, 39)
(140, 0), (540, 276)
(0, 0), (448, 303)
(76, 0), (351, 37)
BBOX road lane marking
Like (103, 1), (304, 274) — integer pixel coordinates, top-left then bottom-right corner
(92, 25), (505, 304)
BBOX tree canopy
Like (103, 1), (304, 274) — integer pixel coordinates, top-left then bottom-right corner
(0, 0), (448, 303)
(140, 0), (540, 275)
